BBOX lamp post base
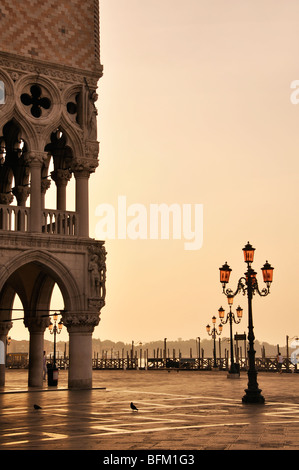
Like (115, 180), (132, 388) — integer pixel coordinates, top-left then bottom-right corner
(242, 388), (265, 404)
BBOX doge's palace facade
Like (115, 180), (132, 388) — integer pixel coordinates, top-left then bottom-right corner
(0, 0), (106, 389)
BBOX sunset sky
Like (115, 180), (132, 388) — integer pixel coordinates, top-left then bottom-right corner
(12, 0), (299, 348)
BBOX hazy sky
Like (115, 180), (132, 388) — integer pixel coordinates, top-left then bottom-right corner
(11, 0), (299, 348)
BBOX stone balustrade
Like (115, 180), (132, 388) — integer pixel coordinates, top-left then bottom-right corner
(0, 204), (79, 236)
(0, 204), (29, 232)
(42, 209), (79, 236)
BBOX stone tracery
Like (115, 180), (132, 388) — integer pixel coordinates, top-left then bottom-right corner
(0, 0), (105, 389)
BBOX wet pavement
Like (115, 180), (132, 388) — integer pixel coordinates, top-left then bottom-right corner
(1, 368), (299, 453)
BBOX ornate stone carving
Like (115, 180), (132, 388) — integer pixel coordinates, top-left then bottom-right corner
(24, 316), (51, 332)
(88, 244), (106, 312)
(88, 298), (105, 312)
(85, 140), (99, 160)
(0, 193), (14, 205)
(87, 90), (98, 140)
(12, 185), (30, 205)
(51, 169), (72, 186)
(0, 321), (13, 335)
(71, 158), (98, 175)
(62, 312), (100, 333)
(40, 179), (51, 195)
(24, 151), (48, 167)
(20, 84), (51, 119)
(0, 51), (102, 88)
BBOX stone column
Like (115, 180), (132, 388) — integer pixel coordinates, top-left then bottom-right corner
(12, 186), (31, 231)
(74, 169), (90, 237)
(63, 312), (100, 389)
(25, 317), (50, 387)
(51, 169), (72, 211)
(41, 179), (51, 209)
(0, 322), (13, 387)
(25, 151), (47, 233)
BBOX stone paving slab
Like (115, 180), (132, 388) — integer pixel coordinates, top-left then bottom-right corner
(1, 369), (299, 453)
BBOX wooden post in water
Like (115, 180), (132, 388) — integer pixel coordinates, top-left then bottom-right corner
(286, 335), (289, 372)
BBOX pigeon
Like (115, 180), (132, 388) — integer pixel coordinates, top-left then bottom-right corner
(34, 404), (42, 410)
(130, 402), (138, 411)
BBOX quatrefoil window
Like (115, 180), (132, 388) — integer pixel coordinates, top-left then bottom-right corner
(21, 85), (51, 118)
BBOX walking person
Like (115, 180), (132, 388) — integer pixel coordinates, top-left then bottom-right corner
(43, 350), (47, 380)
(277, 351), (283, 374)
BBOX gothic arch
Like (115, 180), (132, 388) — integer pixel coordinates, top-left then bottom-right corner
(44, 114), (84, 160)
(0, 249), (83, 316)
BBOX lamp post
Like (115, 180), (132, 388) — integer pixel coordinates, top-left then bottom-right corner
(219, 242), (274, 404)
(206, 316), (223, 368)
(48, 312), (63, 368)
(218, 297), (243, 377)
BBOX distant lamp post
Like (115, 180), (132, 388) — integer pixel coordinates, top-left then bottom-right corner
(218, 296), (243, 377)
(219, 242), (274, 404)
(48, 312), (63, 368)
(206, 316), (223, 368)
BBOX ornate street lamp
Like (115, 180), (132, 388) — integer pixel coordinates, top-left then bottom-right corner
(48, 312), (63, 368)
(206, 316), (223, 368)
(218, 297), (243, 377)
(219, 242), (274, 404)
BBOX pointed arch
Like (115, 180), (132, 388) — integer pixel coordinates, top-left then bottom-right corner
(0, 249), (83, 316)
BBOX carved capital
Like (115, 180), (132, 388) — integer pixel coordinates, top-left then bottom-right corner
(0, 193), (14, 205)
(71, 157), (98, 175)
(41, 179), (51, 194)
(24, 151), (48, 167)
(62, 312), (100, 333)
(51, 169), (72, 185)
(24, 316), (51, 333)
(0, 321), (13, 336)
(12, 186), (31, 204)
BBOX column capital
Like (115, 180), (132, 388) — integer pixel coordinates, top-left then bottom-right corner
(0, 321), (13, 335)
(12, 186), (31, 205)
(24, 151), (48, 167)
(71, 158), (97, 176)
(41, 178), (51, 195)
(62, 312), (100, 334)
(51, 169), (72, 185)
(0, 193), (14, 205)
(24, 316), (51, 333)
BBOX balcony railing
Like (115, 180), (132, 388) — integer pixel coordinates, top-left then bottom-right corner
(42, 209), (79, 236)
(0, 205), (29, 232)
(0, 205), (79, 236)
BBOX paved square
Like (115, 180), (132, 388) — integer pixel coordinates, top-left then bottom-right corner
(1, 369), (299, 450)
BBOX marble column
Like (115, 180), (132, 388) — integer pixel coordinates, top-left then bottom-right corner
(25, 317), (50, 387)
(73, 170), (90, 238)
(12, 186), (30, 231)
(41, 179), (51, 209)
(25, 152), (46, 233)
(63, 312), (100, 389)
(0, 322), (13, 387)
(51, 169), (72, 211)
